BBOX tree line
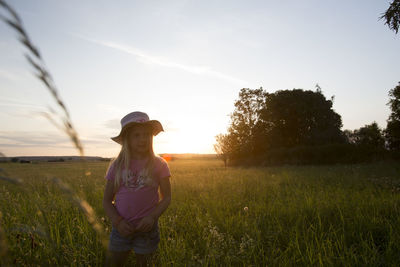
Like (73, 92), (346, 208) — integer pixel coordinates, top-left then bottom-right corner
(214, 83), (400, 166)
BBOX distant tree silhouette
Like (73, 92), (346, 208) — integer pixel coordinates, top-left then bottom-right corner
(214, 134), (231, 167)
(343, 129), (355, 144)
(346, 122), (385, 150)
(385, 82), (400, 151)
(380, 0), (400, 33)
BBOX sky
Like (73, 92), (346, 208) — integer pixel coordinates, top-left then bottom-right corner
(0, 0), (399, 157)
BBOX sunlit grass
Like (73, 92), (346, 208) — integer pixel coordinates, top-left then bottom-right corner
(0, 159), (400, 265)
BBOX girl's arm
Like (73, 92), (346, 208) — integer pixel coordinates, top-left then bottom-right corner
(103, 179), (134, 236)
(136, 176), (172, 232)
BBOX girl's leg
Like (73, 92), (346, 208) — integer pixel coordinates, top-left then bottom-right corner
(106, 250), (132, 267)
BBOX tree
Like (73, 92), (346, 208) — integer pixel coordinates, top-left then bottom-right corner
(258, 89), (344, 150)
(380, 0), (400, 34)
(214, 134), (231, 167)
(385, 82), (400, 151)
(226, 87), (267, 159)
(350, 122), (385, 150)
(343, 129), (355, 144)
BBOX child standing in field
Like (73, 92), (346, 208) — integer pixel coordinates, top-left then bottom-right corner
(103, 111), (171, 267)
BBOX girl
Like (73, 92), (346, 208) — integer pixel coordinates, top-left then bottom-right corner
(103, 111), (171, 266)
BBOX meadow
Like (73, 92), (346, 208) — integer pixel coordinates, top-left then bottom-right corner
(1, 158), (400, 266)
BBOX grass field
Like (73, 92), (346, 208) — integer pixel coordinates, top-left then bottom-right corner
(1, 158), (400, 266)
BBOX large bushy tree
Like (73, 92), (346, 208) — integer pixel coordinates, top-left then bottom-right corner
(258, 89), (343, 151)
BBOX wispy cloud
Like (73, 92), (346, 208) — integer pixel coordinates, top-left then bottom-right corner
(0, 69), (18, 81)
(75, 34), (248, 85)
(0, 131), (113, 149)
(96, 103), (124, 115)
(0, 131), (71, 147)
(104, 119), (120, 130)
(0, 68), (32, 82)
(0, 96), (44, 109)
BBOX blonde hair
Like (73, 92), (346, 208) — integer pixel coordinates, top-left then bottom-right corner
(106, 126), (157, 193)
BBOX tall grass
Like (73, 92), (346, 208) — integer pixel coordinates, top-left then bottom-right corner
(1, 159), (400, 265)
(0, 161), (108, 265)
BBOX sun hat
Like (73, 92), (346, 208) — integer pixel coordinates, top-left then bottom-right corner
(111, 111), (164, 144)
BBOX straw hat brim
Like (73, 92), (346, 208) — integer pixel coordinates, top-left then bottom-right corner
(111, 120), (163, 144)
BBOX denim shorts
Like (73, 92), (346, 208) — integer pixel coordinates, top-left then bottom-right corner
(108, 222), (160, 254)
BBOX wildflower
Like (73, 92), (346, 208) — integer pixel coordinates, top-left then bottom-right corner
(243, 206), (248, 212)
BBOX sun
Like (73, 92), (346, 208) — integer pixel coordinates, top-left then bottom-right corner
(154, 126), (216, 154)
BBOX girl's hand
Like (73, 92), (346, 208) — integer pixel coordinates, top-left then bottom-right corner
(116, 219), (135, 237)
(136, 216), (155, 232)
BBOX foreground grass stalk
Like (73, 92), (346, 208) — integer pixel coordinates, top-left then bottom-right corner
(0, 0), (84, 156)
(0, 0), (112, 263)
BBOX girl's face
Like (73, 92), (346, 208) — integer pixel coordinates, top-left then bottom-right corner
(127, 124), (152, 156)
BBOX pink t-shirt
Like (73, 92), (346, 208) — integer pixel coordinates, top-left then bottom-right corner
(105, 156), (170, 226)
